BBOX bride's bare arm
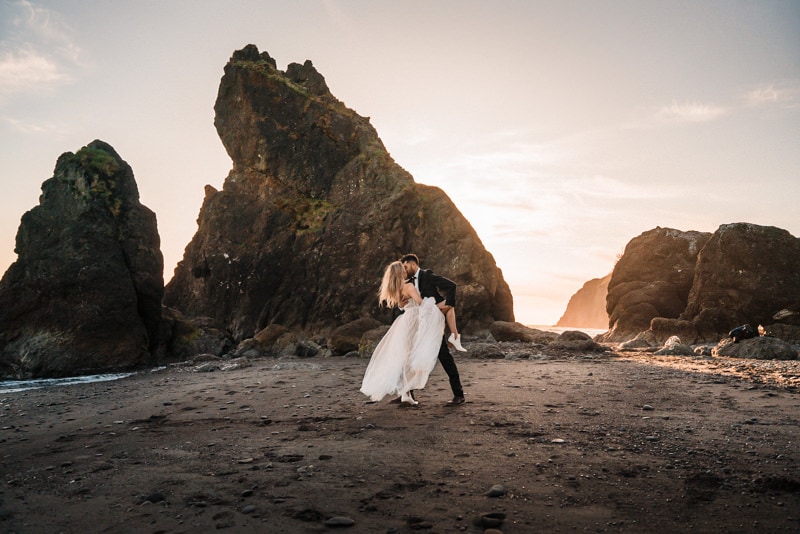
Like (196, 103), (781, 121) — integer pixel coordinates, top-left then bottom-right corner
(403, 283), (423, 305)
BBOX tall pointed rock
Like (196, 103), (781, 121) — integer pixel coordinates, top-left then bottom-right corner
(165, 45), (513, 339)
(0, 141), (164, 378)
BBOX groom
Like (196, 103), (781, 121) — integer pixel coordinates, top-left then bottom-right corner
(401, 253), (466, 406)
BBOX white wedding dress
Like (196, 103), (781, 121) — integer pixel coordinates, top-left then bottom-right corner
(360, 297), (445, 402)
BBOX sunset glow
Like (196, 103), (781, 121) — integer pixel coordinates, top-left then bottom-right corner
(1, 1), (798, 325)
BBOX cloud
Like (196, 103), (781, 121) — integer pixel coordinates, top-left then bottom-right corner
(745, 82), (800, 108)
(1, 115), (63, 134)
(0, 1), (84, 100)
(0, 47), (70, 95)
(655, 101), (728, 123)
(569, 174), (672, 201)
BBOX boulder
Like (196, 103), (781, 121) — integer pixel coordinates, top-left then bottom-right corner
(654, 344), (695, 356)
(359, 325), (390, 358)
(713, 336), (798, 360)
(164, 45), (514, 341)
(622, 329), (657, 349)
(556, 330), (593, 342)
(0, 141), (164, 378)
(551, 330), (608, 352)
(296, 339), (322, 358)
(654, 336), (695, 356)
(254, 324), (292, 347)
(233, 324), (299, 358)
(160, 308), (233, 360)
(329, 317), (382, 355)
(489, 321), (558, 343)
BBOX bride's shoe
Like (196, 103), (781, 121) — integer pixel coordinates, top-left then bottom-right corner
(448, 333), (467, 352)
(400, 392), (419, 406)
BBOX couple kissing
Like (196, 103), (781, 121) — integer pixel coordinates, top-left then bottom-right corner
(360, 253), (466, 407)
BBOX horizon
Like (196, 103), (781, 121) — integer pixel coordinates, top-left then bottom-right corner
(1, 1), (798, 325)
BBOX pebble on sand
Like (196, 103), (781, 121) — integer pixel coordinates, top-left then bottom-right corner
(324, 516), (355, 527)
(486, 484), (507, 497)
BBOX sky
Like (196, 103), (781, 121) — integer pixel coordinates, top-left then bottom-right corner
(1, 0), (798, 326)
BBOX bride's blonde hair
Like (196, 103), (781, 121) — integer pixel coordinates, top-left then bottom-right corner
(378, 261), (406, 308)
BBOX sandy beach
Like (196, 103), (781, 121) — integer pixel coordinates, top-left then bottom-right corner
(1, 346), (798, 533)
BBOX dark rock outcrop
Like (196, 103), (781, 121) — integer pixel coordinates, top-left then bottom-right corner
(676, 223), (800, 340)
(0, 141), (163, 378)
(602, 227), (712, 341)
(602, 223), (800, 345)
(164, 45), (514, 340)
(328, 318), (381, 355)
(556, 273), (611, 329)
(713, 336), (798, 360)
(160, 308), (233, 361)
(358, 325), (391, 358)
(489, 321), (558, 343)
(550, 330), (608, 352)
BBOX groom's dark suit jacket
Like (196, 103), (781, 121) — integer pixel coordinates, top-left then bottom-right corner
(416, 269), (456, 307)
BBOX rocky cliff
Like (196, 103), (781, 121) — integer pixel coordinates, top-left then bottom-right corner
(164, 45), (514, 340)
(603, 227), (711, 341)
(0, 141), (164, 378)
(556, 273), (610, 329)
(602, 223), (800, 343)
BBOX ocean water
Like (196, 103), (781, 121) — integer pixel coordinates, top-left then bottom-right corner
(0, 372), (136, 394)
(529, 325), (607, 338)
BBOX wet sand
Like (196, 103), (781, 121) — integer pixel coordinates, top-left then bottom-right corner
(1, 347), (798, 533)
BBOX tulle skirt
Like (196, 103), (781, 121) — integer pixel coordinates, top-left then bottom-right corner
(360, 297), (445, 402)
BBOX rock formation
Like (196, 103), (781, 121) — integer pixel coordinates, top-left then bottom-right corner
(0, 141), (163, 378)
(602, 223), (800, 344)
(659, 223), (800, 342)
(603, 227), (711, 341)
(164, 45), (514, 340)
(713, 336), (797, 360)
(556, 273), (611, 329)
(489, 321), (558, 343)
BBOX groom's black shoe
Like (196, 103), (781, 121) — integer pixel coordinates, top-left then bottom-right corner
(446, 395), (465, 406)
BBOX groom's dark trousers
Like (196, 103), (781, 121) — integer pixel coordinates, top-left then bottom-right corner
(437, 336), (463, 398)
(415, 267), (464, 398)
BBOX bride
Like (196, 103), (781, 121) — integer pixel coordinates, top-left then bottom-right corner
(360, 261), (445, 405)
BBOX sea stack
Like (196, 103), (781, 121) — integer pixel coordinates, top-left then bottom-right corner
(0, 140), (164, 378)
(164, 45), (514, 340)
